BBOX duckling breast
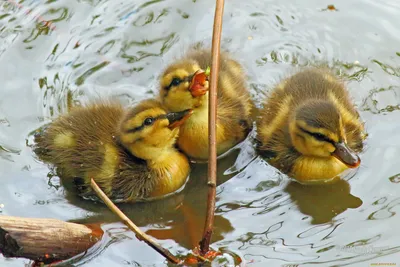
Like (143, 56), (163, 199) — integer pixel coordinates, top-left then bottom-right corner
(290, 156), (349, 184)
(150, 152), (190, 198)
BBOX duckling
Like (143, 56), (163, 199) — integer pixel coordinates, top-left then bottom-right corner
(256, 68), (366, 183)
(159, 48), (253, 161)
(34, 99), (193, 202)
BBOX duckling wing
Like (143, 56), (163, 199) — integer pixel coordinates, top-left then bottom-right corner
(34, 103), (126, 195)
(109, 153), (158, 202)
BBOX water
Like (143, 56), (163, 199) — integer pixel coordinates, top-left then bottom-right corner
(1, 0), (400, 266)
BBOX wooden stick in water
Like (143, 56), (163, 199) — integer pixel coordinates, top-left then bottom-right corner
(199, 0), (225, 256)
(0, 215), (103, 264)
(90, 179), (181, 264)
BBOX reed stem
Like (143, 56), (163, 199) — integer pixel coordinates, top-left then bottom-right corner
(199, 0), (225, 256)
(90, 179), (181, 264)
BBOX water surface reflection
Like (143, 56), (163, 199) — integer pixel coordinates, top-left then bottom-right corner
(1, 0), (400, 266)
(285, 179), (363, 224)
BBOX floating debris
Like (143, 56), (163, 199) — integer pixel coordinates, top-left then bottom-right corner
(389, 174), (400, 183)
(322, 5), (338, 11)
(327, 5), (337, 10)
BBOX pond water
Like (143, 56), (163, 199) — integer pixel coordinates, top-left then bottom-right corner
(1, 0), (400, 266)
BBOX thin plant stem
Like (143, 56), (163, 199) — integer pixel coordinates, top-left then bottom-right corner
(90, 179), (182, 264)
(199, 0), (225, 256)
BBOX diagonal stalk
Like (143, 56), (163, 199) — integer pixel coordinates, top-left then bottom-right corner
(90, 179), (181, 264)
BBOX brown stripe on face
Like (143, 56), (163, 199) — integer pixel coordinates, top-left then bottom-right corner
(124, 114), (167, 133)
(298, 126), (335, 144)
(164, 76), (192, 91)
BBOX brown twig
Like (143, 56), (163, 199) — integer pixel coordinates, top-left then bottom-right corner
(90, 179), (182, 264)
(0, 215), (103, 264)
(199, 0), (225, 256)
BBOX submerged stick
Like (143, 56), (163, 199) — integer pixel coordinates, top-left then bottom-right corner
(0, 215), (103, 264)
(90, 179), (181, 264)
(199, 0), (225, 256)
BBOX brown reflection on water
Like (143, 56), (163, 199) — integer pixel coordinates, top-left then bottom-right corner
(59, 148), (240, 249)
(66, 189), (234, 249)
(145, 205), (234, 249)
(284, 179), (363, 224)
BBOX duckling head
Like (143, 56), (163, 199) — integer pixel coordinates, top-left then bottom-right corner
(119, 100), (193, 161)
(289, 100), (361, 168)
(159, 60), (209, 112)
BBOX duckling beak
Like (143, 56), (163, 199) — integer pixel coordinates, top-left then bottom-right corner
(189, 70), (209, 97)
(167, 109), (193, 129)
(332, 142), (361, 168)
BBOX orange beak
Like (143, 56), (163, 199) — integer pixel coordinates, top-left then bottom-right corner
(332, 142), (361, 168)
(189, 70), (209, 97)
(167, 109), (193, 129)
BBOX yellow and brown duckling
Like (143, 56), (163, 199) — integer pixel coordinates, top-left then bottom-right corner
(256, 68), (366, 184)
(34, 99), (193, 202)
(159, 48), (253, 161)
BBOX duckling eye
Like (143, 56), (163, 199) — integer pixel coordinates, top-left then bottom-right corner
(143, 117), (154, 126)
(169, 78), (182, 87)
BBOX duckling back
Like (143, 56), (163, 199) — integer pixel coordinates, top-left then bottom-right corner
(257, 68), (365, 182)
(260, 69), (359, 120)
(35, 100), (190, 202)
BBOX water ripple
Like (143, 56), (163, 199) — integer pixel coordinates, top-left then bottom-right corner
(1, 0), (400, 266)
(368, 197), (400, 220)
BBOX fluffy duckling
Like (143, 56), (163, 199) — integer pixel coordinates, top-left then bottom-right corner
(34, 99), (193, 202)
(159, 48), (253, 160)
(257, 68), (366, 183)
